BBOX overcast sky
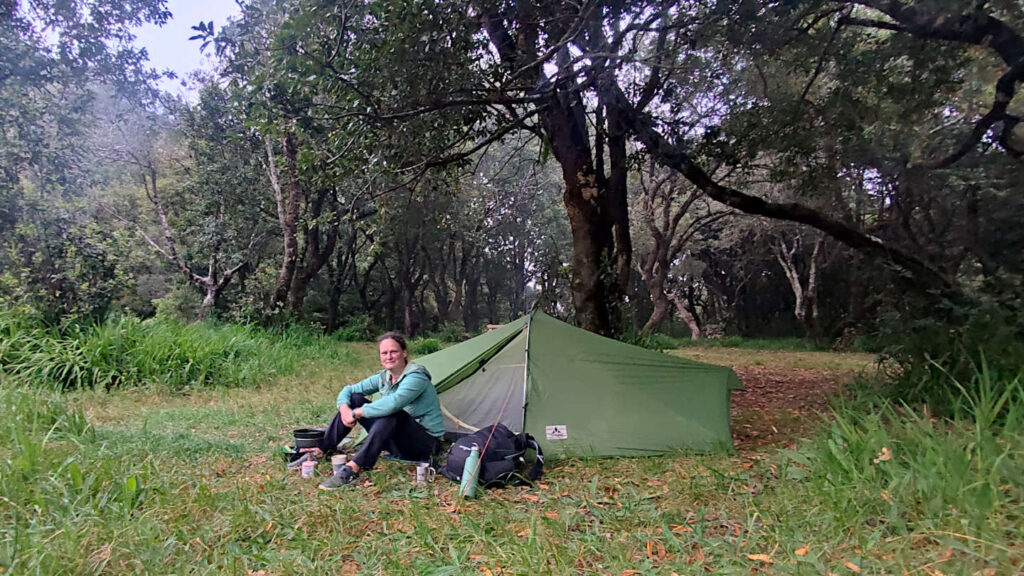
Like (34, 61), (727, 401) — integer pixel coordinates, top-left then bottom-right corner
(134, 0), (242, 97)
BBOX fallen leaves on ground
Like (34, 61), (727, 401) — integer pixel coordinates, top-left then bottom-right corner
(337, 560), (360, 576)
(646, 540), (668, 561)
(730, 366), (844, 448)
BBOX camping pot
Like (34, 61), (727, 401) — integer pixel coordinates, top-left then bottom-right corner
(293, 428), (326, 450)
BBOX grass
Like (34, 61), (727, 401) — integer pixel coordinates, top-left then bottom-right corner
(0, 311), (359, 391)
(0, 334), (1021, 574)
(672, 346), (877, 373)
(677, 336), (832, 351)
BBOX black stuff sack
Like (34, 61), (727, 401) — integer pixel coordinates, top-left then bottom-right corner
(440, 423), (543, 487)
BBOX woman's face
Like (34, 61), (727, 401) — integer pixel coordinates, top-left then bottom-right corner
(379, 338), (408, 372)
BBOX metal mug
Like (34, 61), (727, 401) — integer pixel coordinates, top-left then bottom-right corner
(415, 462), (436, 484)
(331, 454), (348, 474)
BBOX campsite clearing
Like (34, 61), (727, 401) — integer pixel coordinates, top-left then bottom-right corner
(7, 345), (1013, 575)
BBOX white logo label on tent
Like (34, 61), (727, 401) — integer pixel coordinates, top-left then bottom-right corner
(545, 425), (568, 440)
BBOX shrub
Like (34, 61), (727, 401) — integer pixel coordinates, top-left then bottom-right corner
(0, 309), (344, 391)
(437, 324), (466, 343)
(152, 286), (203, 321)
(616, 330), (679, 351)
(410, 337), (441, 355)
(877, 301), (1024, 417)
(676, 336), (829, 351)
(332, 314), (375, 342)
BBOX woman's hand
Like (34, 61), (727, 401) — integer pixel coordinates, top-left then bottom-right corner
(341, 405), (357, 428)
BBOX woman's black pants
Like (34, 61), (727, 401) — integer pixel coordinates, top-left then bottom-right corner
(319, 393), (441, 469)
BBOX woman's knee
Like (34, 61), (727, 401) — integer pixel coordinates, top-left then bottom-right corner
(364, 412), (401, 435)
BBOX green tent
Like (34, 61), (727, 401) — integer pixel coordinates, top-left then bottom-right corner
(416, 311), (743, 457)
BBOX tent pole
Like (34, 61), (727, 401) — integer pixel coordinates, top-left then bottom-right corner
(520, 314), (531, 433)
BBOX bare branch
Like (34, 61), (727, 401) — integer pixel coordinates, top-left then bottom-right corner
(844, 2), (1024, 167)
(798, 14), (847, 105)
(839, 16), (907, 34)
(595, 72), (953, 291)
(918, 59), (1024, 168)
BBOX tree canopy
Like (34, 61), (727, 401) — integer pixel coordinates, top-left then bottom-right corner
(2, 0), (1021, 381)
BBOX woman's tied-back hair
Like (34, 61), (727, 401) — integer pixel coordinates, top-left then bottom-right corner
(376, 332), (408, 351)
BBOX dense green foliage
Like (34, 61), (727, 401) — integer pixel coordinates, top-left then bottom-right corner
(3, 1), (1023, 408)
(0, 309), (354, 391)
(0, 0), (170, 323)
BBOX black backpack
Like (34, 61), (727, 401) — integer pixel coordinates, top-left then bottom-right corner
(440, 423), (543, 487)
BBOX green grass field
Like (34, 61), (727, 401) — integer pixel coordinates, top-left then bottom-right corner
(1, 335), (1021, 575)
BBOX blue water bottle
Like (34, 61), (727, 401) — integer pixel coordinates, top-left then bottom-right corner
(459, 444), (480, 499)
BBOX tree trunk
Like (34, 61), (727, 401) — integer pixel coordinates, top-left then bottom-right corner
(668, 293), (702, 340)
(642, 294), (671, 335)
(636, 235), (670, 335)
(539, 89), (620, 335)
(463, 243), (481, 333)
(288, 187), (338, 313)
(605, 102), (633, 299)
(199, 285), (217, 319)
(477, 10), (626, 335)
(136, 160), (246, 322)
(484, 260), (501, 324)
(268, 132), (302, 309)
(510, 239), (527, 317)
(772, 231), (825, 337)
(771, 234), (806, 323)
(326, 257), (340, 333)
(396, 249), (422, 336)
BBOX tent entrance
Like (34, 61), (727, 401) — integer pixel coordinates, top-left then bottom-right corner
(439, 328), (527, 435)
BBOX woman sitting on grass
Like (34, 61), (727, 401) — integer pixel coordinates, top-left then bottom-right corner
(316, 332), (444, 489)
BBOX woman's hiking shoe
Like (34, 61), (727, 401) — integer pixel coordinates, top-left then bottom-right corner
(318, 466), (358, 490)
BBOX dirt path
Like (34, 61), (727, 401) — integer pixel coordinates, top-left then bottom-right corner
(673, 347), (876, 451)
(730, 366), (846, 450)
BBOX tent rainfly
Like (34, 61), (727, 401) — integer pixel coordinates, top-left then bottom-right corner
(416, 311), (744, 457)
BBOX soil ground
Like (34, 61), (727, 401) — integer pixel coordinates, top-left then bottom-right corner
(730, 365), (844, 450)
(672, 348), (878, 451)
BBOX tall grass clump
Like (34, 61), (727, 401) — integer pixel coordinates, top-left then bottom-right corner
(409, 337), (441, 355)
(330, 314), (375, 342)
(0, 380), (173, 574)
(618, 330), (680, 351)
(877, 301), (1024, 416)
(766, 364), (1023, 568)
(0, 308), (351, 391)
